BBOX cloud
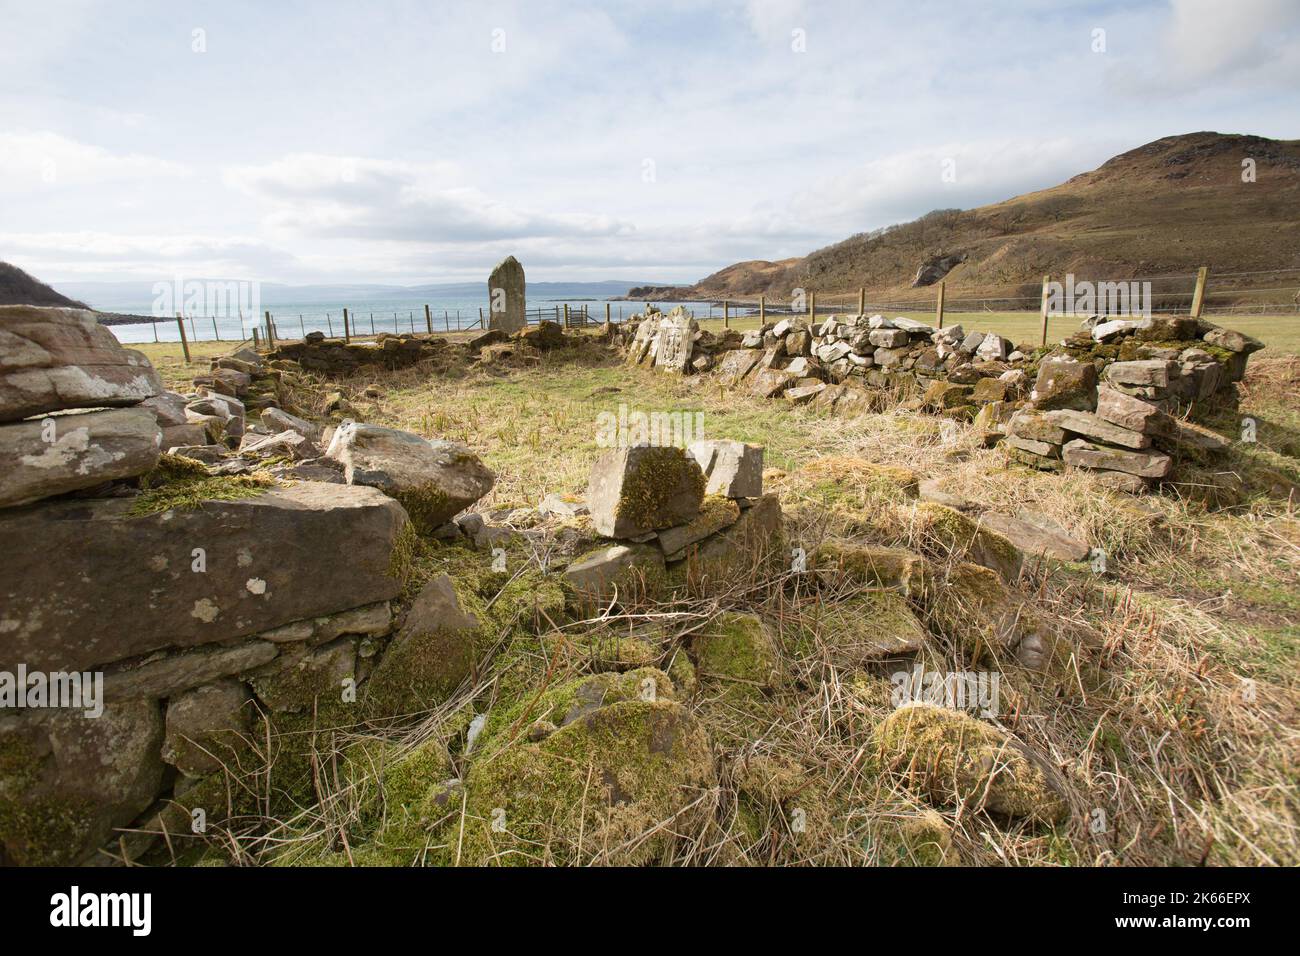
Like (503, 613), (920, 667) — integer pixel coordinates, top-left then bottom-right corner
(0, 130), (188, 189)
(224, 153), (634, 242)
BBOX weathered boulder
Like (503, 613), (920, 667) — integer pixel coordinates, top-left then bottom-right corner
(716, 349), (762, 386)
(877, 703), (1068, 823)
(0, 482), (408, 671)
(1030, 356), (1097, 411)
(1104, 359), (1176, 389)
(657, 496), (741, 560)
(364, 575), (483, 713)
(1095, 386), (1165, 433)
(809, 591), (929, 664)
(586, 445), (706, 538)
(0, 407), (162, 508)
(673, 492), (783, 582)
(247, 637), (357, 714)
(1062, 439), (1172, 478)
(104, 641), (278, 701)
(912, 502), (1023, 582)
(325, 421), (495, 532)
(261, 406), (322, 443)
(487, 255), (526, 333)
(1202, 326), (1264, 354)
(0, 305), (162, 422)
(687, 439), (763, 498)
(0, 699), (165, 865)
(653, 308), (698, 373)
(691, 612), (781, 689)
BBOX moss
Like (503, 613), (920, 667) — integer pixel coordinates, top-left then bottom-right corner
(800, 592), (930, 667)
(810, 538), (930, 597)
(448, 695), (714, 866)
(0, 795), (101, 866)
(874, 809), (957, 866)
(913, 502), (1022, 582)
(128, 472), (274, 516)
(666, 650), (698, 698)
(612, 446), (706, 532)
(876, 703), (1068, 824)
(691, 612), (780, 690)
(541, 630), (657, 672)
(139, 452), (211, 487)
(392, 483), (454, 535)
(801, 456), (919, 507)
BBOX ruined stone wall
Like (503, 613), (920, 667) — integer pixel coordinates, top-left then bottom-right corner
(620, 305), (1261, 493)
(0, 307), (782, 866)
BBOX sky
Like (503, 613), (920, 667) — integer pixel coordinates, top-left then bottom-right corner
(1, 0), (1298, 287)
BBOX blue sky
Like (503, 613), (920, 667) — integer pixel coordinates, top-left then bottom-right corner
(1, 0), (1297, 285)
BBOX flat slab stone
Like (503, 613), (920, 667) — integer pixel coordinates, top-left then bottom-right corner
(1042, 409), (1151, 449)
(0, 305), (162, 422)
(0, 482), (408, 671)
(0, 407), (162, 508)
(979, 512), (1089, 562)
(1062, 439), (1172, 478)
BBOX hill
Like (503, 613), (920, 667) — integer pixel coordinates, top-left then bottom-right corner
(651, 132), (1300, 304)
(0, 262), (87, 309)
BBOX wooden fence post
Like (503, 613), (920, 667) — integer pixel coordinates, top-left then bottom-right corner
(606, 302), (611, 324)
(808, 291), (816, 324)
(723, 300), (730, 328)
(858, 287), (865, 315)
(935, 281), (945, 329)
(1039, 276), (1051, 347)
(425, 304), (433, 334)
(343, 307), (351, 343)
(759, 294), (765, 325)
(264, 310), (275, 349)
(563, 304), (570, 328)
(212, 317), (220, 341)
(252, 328), (260, 350)
(1191, 266), (1209, 319)
(175, 313), (191, 363)
(299, 315), (306, 338)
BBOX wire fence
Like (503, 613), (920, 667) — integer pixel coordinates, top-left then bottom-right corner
(111, 266), (1300, 348)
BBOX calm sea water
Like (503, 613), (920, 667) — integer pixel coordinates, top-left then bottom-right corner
(104, 295), (743, 344)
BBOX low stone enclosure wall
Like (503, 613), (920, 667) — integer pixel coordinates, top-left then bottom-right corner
(0, 306), (785, 865)
(621, 305), (1264, 495)
(0, 302), (1276, 866)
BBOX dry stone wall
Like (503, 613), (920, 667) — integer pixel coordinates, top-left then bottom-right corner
(620, 305), (1261, 493)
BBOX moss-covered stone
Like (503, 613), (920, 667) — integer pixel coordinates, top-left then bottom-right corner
(810, 538), (931, 597)
(877, 703), (1069, 824)
(691, 612), (781, 690)
(912, 502), (1023, 582)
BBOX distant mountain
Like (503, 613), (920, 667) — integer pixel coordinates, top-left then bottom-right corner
(50, 278), (664, 312)
(649, 132), (1300, 302)
(0, 262), (87, 308)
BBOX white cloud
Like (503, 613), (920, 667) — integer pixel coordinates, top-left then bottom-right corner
(0, 130), (187, 189)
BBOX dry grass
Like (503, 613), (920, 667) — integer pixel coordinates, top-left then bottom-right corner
(146, 341), (1298, 868)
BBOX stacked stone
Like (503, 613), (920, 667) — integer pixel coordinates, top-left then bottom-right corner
(564, 439), (782, 605)
(1004, 315), (1256, 491)
(625, 309), (1032, 415)
(0, 305), (507, 867)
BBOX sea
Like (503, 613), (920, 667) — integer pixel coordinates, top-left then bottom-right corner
(99, 293), (747, 345)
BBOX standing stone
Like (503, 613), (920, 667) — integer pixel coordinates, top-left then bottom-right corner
(0, 305), (163, 422)
(586, 445), (706, 538)
(654, 308), (698, 374)
(0, 407), (162, 509)
(627, 313), (662, 365)
(487, 256), (526, 333)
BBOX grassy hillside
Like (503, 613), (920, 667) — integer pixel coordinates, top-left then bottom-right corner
(0, 262), (87, 308)
(673, 133), (1300, 306)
